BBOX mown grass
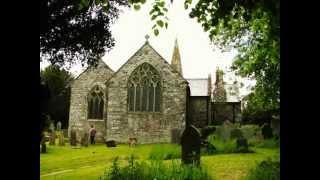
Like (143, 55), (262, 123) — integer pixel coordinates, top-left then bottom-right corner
(40, 143), (279, 180)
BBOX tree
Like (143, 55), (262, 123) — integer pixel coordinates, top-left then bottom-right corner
(41, 65), (74, 129)
(40, 0), (128, 67)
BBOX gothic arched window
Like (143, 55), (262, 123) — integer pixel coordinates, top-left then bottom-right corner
(128, 63), (161, 112)
(88, 85), (104, 119)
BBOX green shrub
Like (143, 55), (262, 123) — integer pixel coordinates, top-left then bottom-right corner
(101, 155), (212, 180)
(207, 135), (237, 154)
(239, 125), (260, 139)
(245, 159), (280, 180)
(148, 144), (181, 160)
(230, 128), (243, 139)
(255, 138), (280, 148)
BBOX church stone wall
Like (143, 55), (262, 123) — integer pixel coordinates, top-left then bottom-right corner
(106, 43), (187, 144)
(68, 61), (114, 142)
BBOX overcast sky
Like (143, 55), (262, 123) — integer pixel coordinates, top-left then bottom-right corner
(40, 0), (255, 97)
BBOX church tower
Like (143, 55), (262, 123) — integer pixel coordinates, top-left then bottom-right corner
(171, 38), (183, 76)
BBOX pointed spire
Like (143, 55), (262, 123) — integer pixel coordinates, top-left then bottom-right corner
(171, 38), (183, 76)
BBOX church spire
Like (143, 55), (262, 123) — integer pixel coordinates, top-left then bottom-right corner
(171, 38), (183, 76)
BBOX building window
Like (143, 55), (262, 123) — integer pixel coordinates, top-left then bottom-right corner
(88, 85), (104, 119)
(128, 63), (161, 112)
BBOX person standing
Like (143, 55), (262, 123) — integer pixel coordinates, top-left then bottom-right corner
(89, 125), (97, 145)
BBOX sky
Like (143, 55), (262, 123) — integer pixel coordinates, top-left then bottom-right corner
(40, 0), (256, 97)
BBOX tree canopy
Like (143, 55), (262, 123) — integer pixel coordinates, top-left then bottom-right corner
(40, 65), (74, 129)
(40, 0), (128, 67)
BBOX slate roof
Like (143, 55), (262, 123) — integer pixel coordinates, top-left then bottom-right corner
(186, 79), (208, 96)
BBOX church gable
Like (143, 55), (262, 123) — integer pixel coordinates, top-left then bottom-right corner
(108, 42), (186, 86)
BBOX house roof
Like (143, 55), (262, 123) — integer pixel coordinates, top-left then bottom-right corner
(186, 78), (208, 96)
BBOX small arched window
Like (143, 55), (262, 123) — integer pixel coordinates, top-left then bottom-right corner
(88, 85), (104, 119)
(128, 63), (161, 112)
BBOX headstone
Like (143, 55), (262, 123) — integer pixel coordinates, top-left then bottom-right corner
(236, 137), (249, 153)
(81, 132), (89, 147)
(49, 131), (56, 145)
(56, 121), (62, 131)
(200, 126), (216, 140)
(70, 127), (77, 146)
(261, 123), (273, 139)
(40, 133), (47, 153)
(49, 122), (55, 133)
(181, 125), (201, 166)
(58, 131), (65, 146)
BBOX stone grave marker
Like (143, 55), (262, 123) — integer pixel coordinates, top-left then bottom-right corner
(56, 121), (62, 131)
(58, 131), (65, 146)
(70, 127), (77, 146)
(181, 125), (201, 166)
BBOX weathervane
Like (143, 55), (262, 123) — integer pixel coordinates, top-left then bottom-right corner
(145, 34), (150, 41)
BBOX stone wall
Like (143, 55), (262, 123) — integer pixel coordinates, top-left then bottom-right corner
(106, 42), (187, 144)
(189, 96), (209, 128)
(68, 60), (114, 142)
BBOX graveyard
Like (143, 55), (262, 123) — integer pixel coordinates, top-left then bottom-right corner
(40, 124), (280, 180)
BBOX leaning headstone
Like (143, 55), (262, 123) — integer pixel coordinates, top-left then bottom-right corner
(181, 125), (201, 166)
(70, 128), (77, 146)
(81, 132), (89, 147)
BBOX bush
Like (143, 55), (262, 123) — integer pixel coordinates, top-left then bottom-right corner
(230, 128), (243, 139)
(207, 135), (237, 154)
(101, 155), (212, 180)
(245, 159), (280, 180)
(149, 144), (181, 160)
(255, 138), (280, 149)
(239, 125), (260, 139)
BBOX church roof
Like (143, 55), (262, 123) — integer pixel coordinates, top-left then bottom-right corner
(186, 78), (208, 96)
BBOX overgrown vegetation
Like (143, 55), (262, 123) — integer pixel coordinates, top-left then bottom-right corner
(245, 158), (280, 180)
(101, 155), (212, 180)
(148, 144), (181, 160)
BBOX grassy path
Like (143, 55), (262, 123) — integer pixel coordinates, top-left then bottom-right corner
(40, 143), (279, 180)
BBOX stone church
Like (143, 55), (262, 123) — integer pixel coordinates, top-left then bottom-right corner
(68, 37), (241, 144)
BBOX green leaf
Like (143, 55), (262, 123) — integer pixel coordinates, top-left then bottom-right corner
(151, 15), (157, 20)
(140, 0), (146, 4)
(156, 20), (164, 27)
(165, 22), (168, 29)
(154, 29), (159, 36)
(184, 3), (188, 9)
(133, 4), (141, 10)
(163, 8), (168, 12)
(152, 24), (157, 29)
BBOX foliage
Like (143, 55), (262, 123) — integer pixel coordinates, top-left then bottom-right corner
(245, 158), (280, 180)
(101, 155), (212, 180)
(254, 138), (279, 149)
(230, 128), (243, 139)
(148, 144), (181, 160)
(40, 0), (128, 67)
(40, 65), (74, 129)
(207, 135), (237, 154)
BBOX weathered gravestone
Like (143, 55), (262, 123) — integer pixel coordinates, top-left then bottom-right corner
(200, 126), (216, 154)
(181, 125), (201, 166)
(261, 123), (273, 139)
(236, 137), (249, 153)
(70, 127), (77, 146)
(49, 122), (56, 145)
(81, 132), (89, 147)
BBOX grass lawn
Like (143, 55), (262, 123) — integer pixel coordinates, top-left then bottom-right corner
(40, 143), (279, 180)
